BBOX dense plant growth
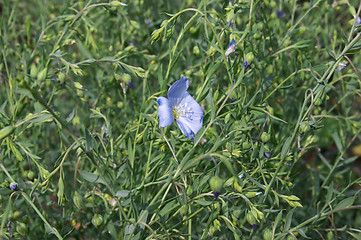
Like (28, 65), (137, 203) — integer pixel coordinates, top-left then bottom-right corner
(0, 0), (360, 239)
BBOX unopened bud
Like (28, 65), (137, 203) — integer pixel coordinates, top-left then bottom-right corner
(179, 205), (188, 217)
(30, 64), (38, 79)
(92, 214), (103, 228)
(37, 68), (47, 82)
(245, 52), (254, 64)
(261, 132), (270, 143)
(209, 176), (223, 193)
(0, 126), (15, 140)
(246, 212), (256, 225)
(110, 1), (127, 7)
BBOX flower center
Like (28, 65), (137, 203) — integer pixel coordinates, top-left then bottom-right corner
(172, 103), (193, 120)
(173, 106), (181, 119)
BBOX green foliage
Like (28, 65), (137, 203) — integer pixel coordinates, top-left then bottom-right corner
(0, 0), (361, 239)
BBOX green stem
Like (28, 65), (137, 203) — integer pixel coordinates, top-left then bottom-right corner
(279, 0), (322, 47)
(21, 192), (63, 239)
(275, 205), (361, 239)
(164, 8), (232, 83)
(0, 163), (15, 183)
(1, 163), (63, 239)
(262, 32), (361, 203)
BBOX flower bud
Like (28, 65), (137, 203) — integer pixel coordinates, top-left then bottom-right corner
(242, 141), (251, 149)
(245, 52), (254, 65)
(257, 22), (264, 30)
(261, 132), (270, 143)
(349, 6), (356, 16)
(30, 63), (38, 79)
(285, 195), (300, 201)
(58, 72), (65, 82)
(224, 177), (235, 188)
(193, 45), (200, 55)
(122, 73), (132, 84)
(92, 214), (103, 228)
(267, 106), (274, 115)
(327, 231), (334, 240)
(10, 210), (21, 220)
(253, 32), (261, 40)
(179, 205), (188, 217)
(314, 98), (321, 105)
(213, 219), (221, 231)
(270, 1), (276, 8)
(166, 29), (172, 39)
(70, 219), (77, 227)
(10, 182), (18, 190)
(57, 178), (65, 205)
(233, 209), (241, 218)
(208, 226), (217, 236)
(0, 126), (15, 140)
(263, 228), (272, 240)
(246, 192), (262, 198)
(16, 222), (28, 235)
(73, 191), (84, 210)
(246, 212), (256, 226)
(151, 27), (165, 43)
(110, 1), (127, 7)
(233, 180), (243, 193)
(186, 185), (193, 196)
(209, 176), (223, 193)
(27, 170), (35, 179)
(213, 202), (221, 212)
(74, 82), (83, 89)
(299, 122), (310, 133)
(37, 68), (47, 82)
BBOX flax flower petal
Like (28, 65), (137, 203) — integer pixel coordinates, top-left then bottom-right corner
(177, 93), (203, 136)
(168, 76), (190, 106)
(176, 119), (194, 139)
(157, 97), (174, 127)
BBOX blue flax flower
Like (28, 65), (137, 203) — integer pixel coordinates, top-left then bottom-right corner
(276, 10), (286, 18)
(225, 39), (236, 58)
(227, 20), (232, 28)
(157, 76), (203, 139)
(244, 60), (249, 71)
(336, 62), (346, 71)
(354, 16), (361, 31)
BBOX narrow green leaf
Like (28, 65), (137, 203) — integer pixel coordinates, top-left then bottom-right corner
(284, 208), (295, 231)
(331, 131), (343, 152)
(244, 171), (265, 190)
(138, 210), (148, 230)
(78, 170), (106, 185)
(128, 138), (134, 168)
(340, 30), (349, 45)
(298, 229), (311, 239)
(107, 222), (118, 240)
(207, 61), (221, 79)
(325, 181), (333, 204)
(0, 188), (12, 195)
(281, 137), (292, 160)
(309, 63), (320, 81)
(334, 197), (354, 210)
(326, 48), (336, 59)
(195, 198), (212, 206)
(273, 210), (283, 232)
(141, 113), (156, 122)
(159, 200), (176, 216)
(85, 128), (92, 152)
(116, 190), (130, 198)
(28, 113), (53, 123)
